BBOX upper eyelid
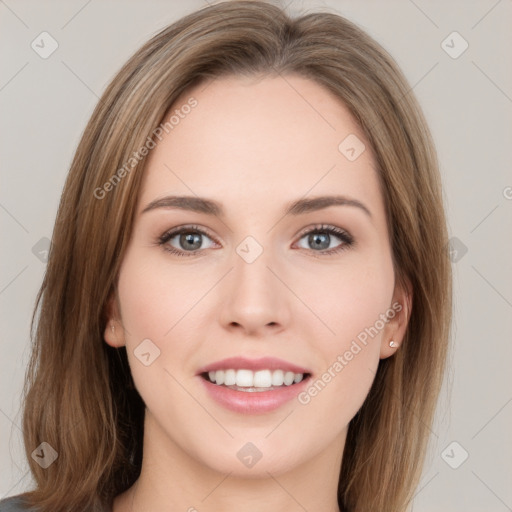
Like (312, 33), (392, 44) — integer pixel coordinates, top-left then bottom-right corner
(160, 224), (220, 243)
(295, 224), (350, 237)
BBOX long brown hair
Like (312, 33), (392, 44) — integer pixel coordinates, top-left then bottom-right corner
(17, 2), (452, 511)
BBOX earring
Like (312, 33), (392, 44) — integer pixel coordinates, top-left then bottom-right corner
(389, 340), (398, 348)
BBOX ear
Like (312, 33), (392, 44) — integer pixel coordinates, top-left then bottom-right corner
(380, 276), (412, 359)
(103, 289), (126, 348)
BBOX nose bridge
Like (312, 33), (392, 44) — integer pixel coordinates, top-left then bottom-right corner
(220, 236), (289, 332)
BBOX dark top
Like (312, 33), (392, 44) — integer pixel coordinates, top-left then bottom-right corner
(0, 495), (110, 511)
(0, 496), (34, 511)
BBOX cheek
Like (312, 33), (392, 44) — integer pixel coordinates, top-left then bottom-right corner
(116, 249), (211, 388)
(295, 307), (390, 440)
(297, 251), (394, 410)
(118, 266), (167, 340)
(117, 250), (198, 341)
(301, 249), (395, 347)
(116, 255), (188, 416)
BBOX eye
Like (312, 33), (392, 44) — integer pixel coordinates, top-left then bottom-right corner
(295, 224), (354, 255)
(158, 225), (218, 257)
(157, 223), (354, 258)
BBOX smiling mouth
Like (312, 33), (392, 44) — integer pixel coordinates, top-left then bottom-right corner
(200, 369), (312, 392)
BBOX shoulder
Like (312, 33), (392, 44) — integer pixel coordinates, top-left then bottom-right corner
(0, 495), (36, 511)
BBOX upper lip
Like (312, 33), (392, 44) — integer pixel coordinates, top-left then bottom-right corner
(196, 356), (311, 375)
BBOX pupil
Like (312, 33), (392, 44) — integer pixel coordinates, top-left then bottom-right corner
(181, 232), (201, 250)
(310, 233), (329, 250)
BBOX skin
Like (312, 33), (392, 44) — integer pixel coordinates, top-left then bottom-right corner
(104, 74), (411, 512)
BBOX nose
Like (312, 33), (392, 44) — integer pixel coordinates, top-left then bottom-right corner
(219, 245), (291, 336)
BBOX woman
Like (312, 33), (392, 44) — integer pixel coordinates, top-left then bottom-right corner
(0, 1), (452, 511)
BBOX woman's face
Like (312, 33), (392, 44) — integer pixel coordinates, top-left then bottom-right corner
(105, 74), (408, 477)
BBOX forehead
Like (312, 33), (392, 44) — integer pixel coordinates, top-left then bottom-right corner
(138, 74), (384, 221)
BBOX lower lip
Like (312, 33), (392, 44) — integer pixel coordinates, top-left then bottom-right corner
(198, 375), (311, 414)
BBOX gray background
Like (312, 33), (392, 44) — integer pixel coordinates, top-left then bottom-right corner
(1, 0), (511, 510)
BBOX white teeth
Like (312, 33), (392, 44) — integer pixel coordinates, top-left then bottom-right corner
(224, 369), (236, 386)
(253, 370), (272, 387)
(215, 370), (225, 385)
(206, 369), (307, 388)
(236, 369), (253, 387)
(271, 369), (284, 386)
(283, 371), (295, 386)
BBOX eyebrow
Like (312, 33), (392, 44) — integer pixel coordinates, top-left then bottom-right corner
(141, 194), (372, 219)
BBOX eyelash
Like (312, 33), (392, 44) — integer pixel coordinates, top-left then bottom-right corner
(157, 223), (354, 258)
